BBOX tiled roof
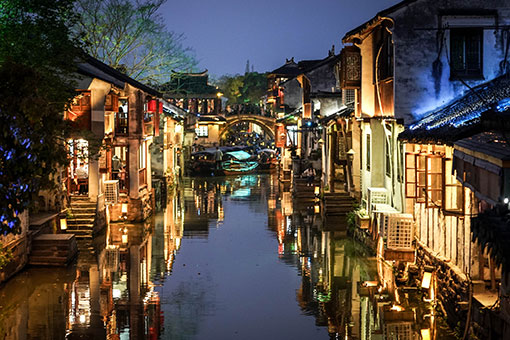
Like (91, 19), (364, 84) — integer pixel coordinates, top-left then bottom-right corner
(399, 74), (510, 144)
(269, 59), (302, 77)
(342, 0), (417, 42)
(160, 71), (218, 96)
(77, 54), (161, 97)
(455, 132), (510, 162)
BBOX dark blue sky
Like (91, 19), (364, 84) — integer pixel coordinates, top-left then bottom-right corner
(160, 0), (399, 77)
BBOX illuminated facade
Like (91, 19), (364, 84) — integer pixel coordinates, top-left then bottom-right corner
(64, 55), (163, 224)
(342, 0), (510, 337)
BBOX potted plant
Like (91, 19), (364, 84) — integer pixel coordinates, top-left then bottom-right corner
(356, 208), (370, 229)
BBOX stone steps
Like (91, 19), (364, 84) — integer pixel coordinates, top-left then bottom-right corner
(29, 234), (78, 266)
(64, 196), (97, 238)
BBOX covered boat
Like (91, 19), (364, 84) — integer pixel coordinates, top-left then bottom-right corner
(222, 150), (259, 175)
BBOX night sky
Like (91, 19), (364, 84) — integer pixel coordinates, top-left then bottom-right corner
(161, 0), (399, 77)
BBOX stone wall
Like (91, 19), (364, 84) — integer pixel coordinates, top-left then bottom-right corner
(416, 242), (469, 329)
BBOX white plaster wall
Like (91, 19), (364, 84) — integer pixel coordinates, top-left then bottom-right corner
(390, 0), (510, 124)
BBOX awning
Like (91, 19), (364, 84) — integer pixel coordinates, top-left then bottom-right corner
(453, 149), (502, 205)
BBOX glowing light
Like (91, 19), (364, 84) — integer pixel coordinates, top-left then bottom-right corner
(390, 304), (403, 312)
(314, 186), (320, 196)
(79, 314), (86, 323)
(121, 203), (128, 214)
(314, 205), (320, 214)
(504, 198), (509, 204)
(496, 98), (510, 112)
(421, 271), (432, 289)
(421, 329), (431, 340)
(60, 217), (67, 230)
(113, 288), (121, 299)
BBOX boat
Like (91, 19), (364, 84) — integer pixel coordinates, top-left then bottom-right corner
(257, 148), (278, 171)
(221, 150), (259, 175)
(189, 150), (215, 175)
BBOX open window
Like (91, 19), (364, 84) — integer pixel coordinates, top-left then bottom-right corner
(115, 99), (129, 135)
(426, 154), (443, 208)
(405, 152), (418, 199)
(443, 157), (464, 215)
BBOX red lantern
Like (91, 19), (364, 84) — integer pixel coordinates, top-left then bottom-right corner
(158, 101), (163, 114)
(147, 99), (157, 113)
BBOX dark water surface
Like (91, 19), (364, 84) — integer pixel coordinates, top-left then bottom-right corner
(0, 174), (454, 339)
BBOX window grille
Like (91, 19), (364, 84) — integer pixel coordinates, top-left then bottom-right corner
(386, 213), (414, 250)
(104, 180), (119, 204)
(450, 28), (482, 78)
(195, 125), (208, 137)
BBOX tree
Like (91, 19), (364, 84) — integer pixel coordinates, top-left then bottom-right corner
(217, 72), (267, 108)
(75, 0), (197, 85)
(0, 0), (80, 235)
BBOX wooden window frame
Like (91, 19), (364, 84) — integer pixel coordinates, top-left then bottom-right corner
(405, 152), (418, 198)
(426, 154), (443, 208)
(442, 157), (465, 215)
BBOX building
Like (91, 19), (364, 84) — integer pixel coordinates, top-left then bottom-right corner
(161, 71), (224, 150)
(342, 0), (510, 336)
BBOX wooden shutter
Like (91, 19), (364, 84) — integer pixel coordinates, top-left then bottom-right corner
(426, 154), (443, 208)
(443, 157), (465, 215)
(405, 153), (417, 198)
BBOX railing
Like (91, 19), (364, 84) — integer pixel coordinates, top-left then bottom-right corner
(139, 168), (147, 187)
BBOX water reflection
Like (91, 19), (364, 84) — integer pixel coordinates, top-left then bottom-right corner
(0, 174), (453, 339)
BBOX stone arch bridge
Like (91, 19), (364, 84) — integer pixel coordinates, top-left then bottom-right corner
(219, 114), (277, 140)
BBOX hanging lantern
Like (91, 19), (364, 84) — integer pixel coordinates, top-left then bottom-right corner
(147, 99), (157, 113)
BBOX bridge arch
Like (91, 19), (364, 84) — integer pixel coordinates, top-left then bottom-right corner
(219, 115), (276, 140)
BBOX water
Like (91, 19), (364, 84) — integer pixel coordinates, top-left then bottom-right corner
(0, 174), (455, 339)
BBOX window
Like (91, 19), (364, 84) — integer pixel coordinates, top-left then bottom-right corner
(426, 155), (443, 208)
(450, 29), (482, 78)
(385, 127), (392, 177)
(366, 134), (371, 171)
(116, 98), (128, 135)
(195, 125), (208, 137)
(405, 152), (444, 207)
(139, 141), (146, 169)
(397, 141), (404, 183)
(405, 153), (417, 198)
(343, 89), (355, 106)
(443, 158), (464, 214)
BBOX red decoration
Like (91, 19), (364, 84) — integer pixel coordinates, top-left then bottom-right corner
(275, 124), (286, 148)
(158, 101), (163, 114)
(147, 99), (157, 113)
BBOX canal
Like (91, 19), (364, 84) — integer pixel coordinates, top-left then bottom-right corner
(0, 174), (455, 339)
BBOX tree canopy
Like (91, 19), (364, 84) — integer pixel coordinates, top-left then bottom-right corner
(0, 0), (80, 234)
(217, 72), (267, 107)
(75, 0), (197, 85)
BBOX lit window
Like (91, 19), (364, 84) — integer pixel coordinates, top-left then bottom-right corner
(195, 125), (208, 137)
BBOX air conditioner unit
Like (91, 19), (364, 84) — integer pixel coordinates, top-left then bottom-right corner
(104, 180), (119, 204)
(367, 187), (388, 214)
(386, 213), (414, 250)
(371, 204), (398, 237)
(384, 323), (413, 340)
